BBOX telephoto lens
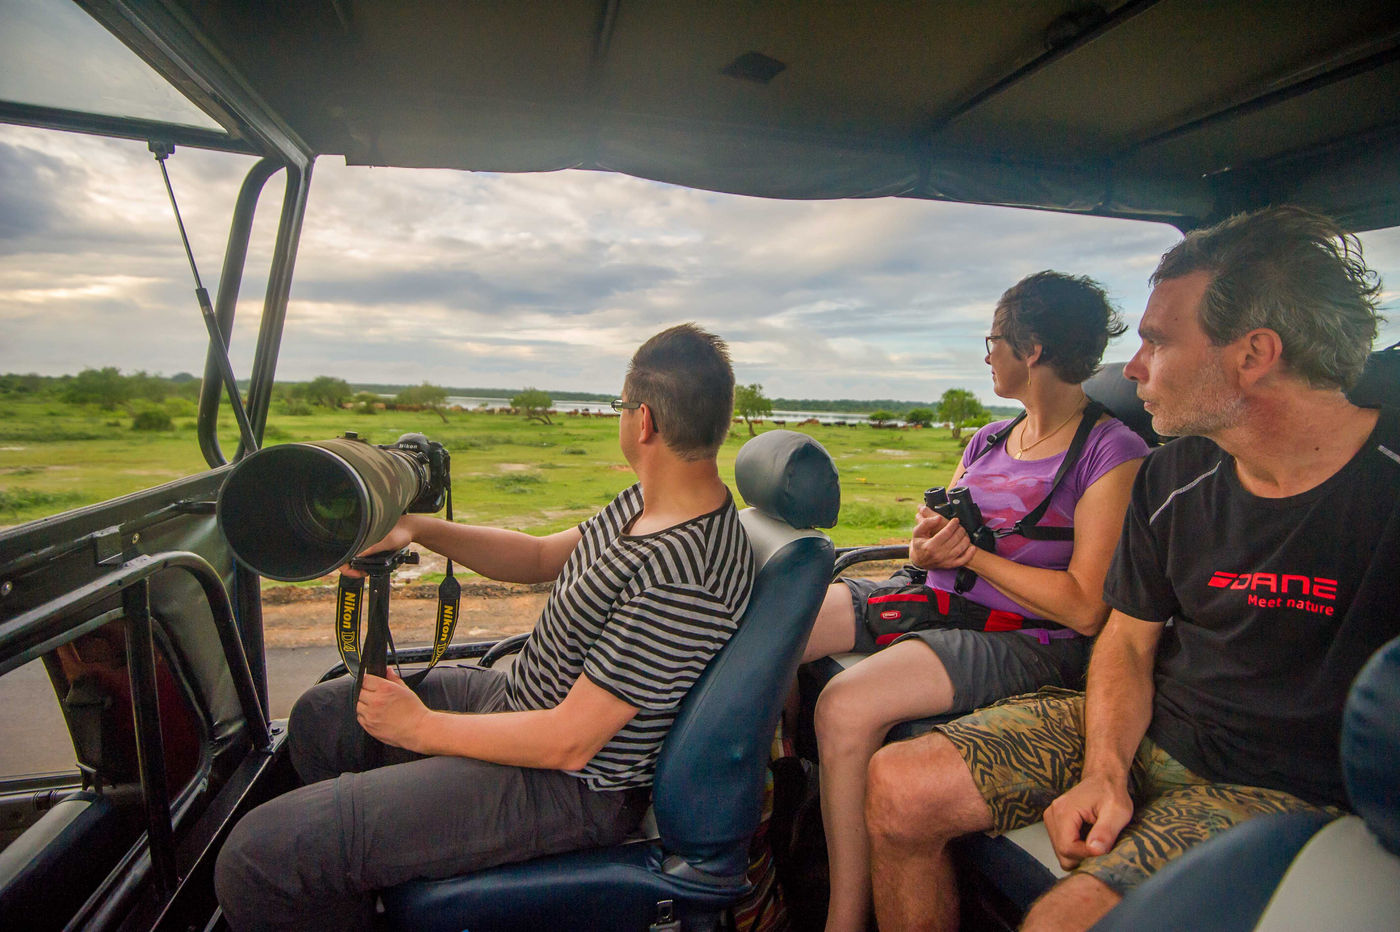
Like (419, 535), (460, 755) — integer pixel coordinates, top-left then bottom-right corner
(217, 432), (448, 581)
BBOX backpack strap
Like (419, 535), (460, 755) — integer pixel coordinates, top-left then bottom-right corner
(1006, 400), (1106, 541)
(966, 410), (1025, 468)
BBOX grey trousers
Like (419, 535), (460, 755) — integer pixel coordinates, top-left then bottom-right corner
(214, 666), (648, 932)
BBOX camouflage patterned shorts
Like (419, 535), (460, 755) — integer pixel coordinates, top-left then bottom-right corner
(937, 687), (1340, 894)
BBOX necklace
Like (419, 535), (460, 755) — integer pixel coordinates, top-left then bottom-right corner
(1014, 399), (1086, 457)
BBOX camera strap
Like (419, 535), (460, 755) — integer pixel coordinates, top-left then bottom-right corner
(332, 484), (462, 687)
(406, 483), (461, 688)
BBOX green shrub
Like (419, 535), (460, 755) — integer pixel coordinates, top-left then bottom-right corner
(163, 397), (197, 418)
(132, 409), (175, 431)
(279, 399), (315, 416)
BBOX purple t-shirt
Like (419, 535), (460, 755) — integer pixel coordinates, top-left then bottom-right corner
(924, 416), (1148, 619)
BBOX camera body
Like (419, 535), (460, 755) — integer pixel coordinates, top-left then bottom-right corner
(383, 432), (451, 514)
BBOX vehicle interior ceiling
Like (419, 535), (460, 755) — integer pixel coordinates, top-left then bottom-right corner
(81, 0), (1400, 230)
(0, 0), (1397, 928)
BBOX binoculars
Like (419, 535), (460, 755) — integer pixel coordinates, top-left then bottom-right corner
(924, 486), (984, 534)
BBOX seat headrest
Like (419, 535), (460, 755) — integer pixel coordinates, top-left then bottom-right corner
(734, 430), (839, 529)
(1347, 343), (1400, 408)
(1342, 633), (1400, 855)
(1084, 362), (1160, 446)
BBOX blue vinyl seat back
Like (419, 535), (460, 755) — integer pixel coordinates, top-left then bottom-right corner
(1090, 632), (1400, 932)
(1083, 361), (1159, 446)
(380, 430), (838, 931)
(651, 430), (837, 874)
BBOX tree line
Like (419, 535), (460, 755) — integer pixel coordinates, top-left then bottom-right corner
(4, 370), (997, 439)
(734, 383), (992, 439)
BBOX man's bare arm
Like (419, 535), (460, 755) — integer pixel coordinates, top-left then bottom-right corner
(1042, 609), (1162, 868)
(356, 670), (638, 771)
(353, 515), (583, 583)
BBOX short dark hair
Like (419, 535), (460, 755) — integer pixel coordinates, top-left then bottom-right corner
(996, 271), (1125, 384)
(1151, 206), (1383, 389)
(624, 323), (734, 460)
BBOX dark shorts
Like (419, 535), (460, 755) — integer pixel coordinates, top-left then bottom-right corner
(839, 576), (1091, 712)
(214, 667), (648, 932)
(937, 688), (1341, 894)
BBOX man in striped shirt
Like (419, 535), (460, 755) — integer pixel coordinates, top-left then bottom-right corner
(216, 324), (753, 932)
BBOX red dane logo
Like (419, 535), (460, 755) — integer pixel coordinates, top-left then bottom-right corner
(1207, 571), (1338, 615)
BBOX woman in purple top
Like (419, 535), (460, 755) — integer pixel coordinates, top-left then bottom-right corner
(803, 271), (1150, 932)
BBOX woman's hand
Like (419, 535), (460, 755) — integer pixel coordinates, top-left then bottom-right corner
(356, 669), (434, 751)
(909, 505), (977, 570)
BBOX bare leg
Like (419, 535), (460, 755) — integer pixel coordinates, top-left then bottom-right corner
(1021, 874), (1122, 932)
(866, 732), (993, 932)
(816, 641), (956, 932)
(801, 584), (860, 664)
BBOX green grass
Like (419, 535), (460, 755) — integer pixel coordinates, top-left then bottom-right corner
(0, 400), (972, 550)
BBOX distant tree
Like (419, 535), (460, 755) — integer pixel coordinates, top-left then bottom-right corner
(867, 409), (897, 428)
(904, 407), (935, 428)
(0, 373), (47, 396)
(128, 370), (173, 402)
(395, 382), (450, 423)
(734, 383), (772, 436)
(63, 367), (130, 409)
(512, 387), (554, 424)
(937, 388), (989, 441)
(301, 376), (353, 409)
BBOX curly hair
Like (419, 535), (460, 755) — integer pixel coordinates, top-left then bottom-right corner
(996, 271), (1126, 384)
(1151, 206), (1383, 390)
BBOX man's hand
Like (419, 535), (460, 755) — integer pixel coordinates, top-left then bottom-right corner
(356, 669), (434, 751)
(1041, 774), (1135, 870)
(909, 506), (976, 569)
(339, 517), (418, 577)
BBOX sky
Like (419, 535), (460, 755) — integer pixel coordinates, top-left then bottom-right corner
(2, 2), (1399, 406)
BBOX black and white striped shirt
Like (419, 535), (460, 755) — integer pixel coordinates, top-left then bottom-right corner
(504, 483), (753, 790)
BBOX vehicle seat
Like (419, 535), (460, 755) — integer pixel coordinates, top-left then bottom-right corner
(0, 791), (136, 932)
(1089, 631), (1400, 932)
(379, 429), (840, 932)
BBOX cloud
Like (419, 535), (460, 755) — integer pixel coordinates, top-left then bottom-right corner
(3, 123), (1398, 402)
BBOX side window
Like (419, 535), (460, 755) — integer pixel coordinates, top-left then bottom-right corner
(0, 619), (205, 928)
(0, 658), (78, 849)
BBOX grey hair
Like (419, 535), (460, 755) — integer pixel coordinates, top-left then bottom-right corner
(1151, 206), (1383, 390)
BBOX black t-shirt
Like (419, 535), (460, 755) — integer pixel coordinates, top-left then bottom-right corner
(1104, 406), (1400, 807)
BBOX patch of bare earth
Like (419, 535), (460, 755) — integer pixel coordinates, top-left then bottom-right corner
(258, 545), (906, 649)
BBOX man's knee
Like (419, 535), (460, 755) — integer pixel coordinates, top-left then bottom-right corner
(866, 732), (987, 847)
(288, 678), (354, 781)
(1022, 873), (1122, 932)
(215, 804), (283, 923)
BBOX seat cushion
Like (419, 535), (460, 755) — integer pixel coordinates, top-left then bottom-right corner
(1089, 811), (1334, 932)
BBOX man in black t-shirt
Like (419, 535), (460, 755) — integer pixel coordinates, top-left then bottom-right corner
(862, 207), (1398, 932)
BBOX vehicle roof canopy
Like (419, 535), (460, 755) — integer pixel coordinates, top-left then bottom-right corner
(71, 0), (1400, 231)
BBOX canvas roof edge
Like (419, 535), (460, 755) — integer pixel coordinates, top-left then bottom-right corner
(75, 0), (314, 168)
(0, 98), (256, 156)
(66, 0), (1400, 234)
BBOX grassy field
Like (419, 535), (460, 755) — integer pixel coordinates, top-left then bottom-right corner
(0, 398), (972, 559)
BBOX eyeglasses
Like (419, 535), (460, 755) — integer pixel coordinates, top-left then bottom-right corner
(611, 399), (660, 432)
(984, 333), (1004, 355)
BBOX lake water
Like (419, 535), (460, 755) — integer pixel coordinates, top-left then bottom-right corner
(446, 397), (891, 425)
